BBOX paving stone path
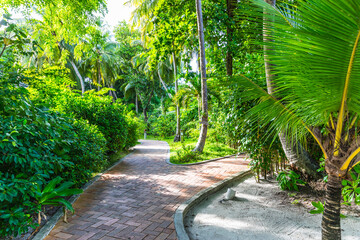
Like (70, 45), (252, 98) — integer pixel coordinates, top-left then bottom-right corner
(45, 140), (249, 240)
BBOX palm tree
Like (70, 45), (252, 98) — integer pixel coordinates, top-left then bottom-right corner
(238, 0), (360, 239)
(193, 0), (208, 152)
(262, 0), (320, 178)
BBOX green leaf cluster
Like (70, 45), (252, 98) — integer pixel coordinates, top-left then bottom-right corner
(276, 170), (306, 191)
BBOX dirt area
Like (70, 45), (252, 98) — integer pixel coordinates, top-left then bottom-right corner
(185, 176), (360, 240)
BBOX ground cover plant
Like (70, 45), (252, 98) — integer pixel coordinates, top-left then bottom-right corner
(149, 136), (236, 164)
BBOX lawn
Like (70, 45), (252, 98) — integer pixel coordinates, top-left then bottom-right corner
(147, 136), (237, 164)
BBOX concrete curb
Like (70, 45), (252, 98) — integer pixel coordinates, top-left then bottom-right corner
(174, 169), (253, 240)
(32, 150), (136, 240)
(166, 153), (246, 166)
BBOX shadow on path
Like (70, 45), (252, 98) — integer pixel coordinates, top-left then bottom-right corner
(45, 140), (249, 240)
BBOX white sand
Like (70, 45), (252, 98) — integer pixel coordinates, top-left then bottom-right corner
(185, 177), (360, 240)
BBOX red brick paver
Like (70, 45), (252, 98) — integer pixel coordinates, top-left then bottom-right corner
(45, 140), (249, 240)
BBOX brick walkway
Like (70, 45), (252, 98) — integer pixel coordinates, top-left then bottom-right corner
(45, 140), (249, 240)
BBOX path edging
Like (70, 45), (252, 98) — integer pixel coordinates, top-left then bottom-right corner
(166, 154), (246, 166)
(32, 150), (135, 240)
(174, 169), (252, 240)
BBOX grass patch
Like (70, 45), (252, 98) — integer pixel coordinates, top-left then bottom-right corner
(148, 135), (236, 164)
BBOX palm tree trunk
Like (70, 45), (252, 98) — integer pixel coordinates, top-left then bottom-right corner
(158, 69), (172, 98)
(226, 0), (235, 76)
(263, 0), (319, 178)
(322, 173), (342, 240)
(69, 60), (85, 95)
(108, 84), (117, 102)
(193, 0), (208, 152)
(143, 107), (148, 123)
(197, 95), (201, 130)
(278, 133), (320, 178)
(97, 60), (101, 91)
(263, 0), (276, 94)
(135, 94), (139, 114)
(173, 52), (181, 142)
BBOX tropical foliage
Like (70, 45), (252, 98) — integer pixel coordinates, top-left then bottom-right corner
(1, 0), (360, 239)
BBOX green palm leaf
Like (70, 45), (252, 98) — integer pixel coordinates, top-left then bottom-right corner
(228, 0), (360, 169)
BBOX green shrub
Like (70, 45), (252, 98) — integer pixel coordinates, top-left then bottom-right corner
(0, 174), (40, 237)
(341, 165), (360, 205)
(125, 112), (144, 148)
(150, 113), (176, 137)
(173, 144), (200, 163)
(0, 78), (107, 237)
(60, 119), (107, 186)
(26, 68), (140, 152)
(0, 106), (107, 185)
(61, 92), (137, 151)
(276, 170), (306, 191)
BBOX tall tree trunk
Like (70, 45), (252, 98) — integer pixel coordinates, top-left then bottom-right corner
(322, 173), (342, 240)
(263, 0), (276, 94)
(226, 0), (235, 76)
(197, 95), (201, 130)
(278, 133), (320, 178)
(135, 94), (139, 114)
(263, 0), (319, 178)
(173, 52), (181, 142)
(193, 0), (208, 152)
(143, 107), (148, 123)
(69, 60), (85, 95)
(0, 45), (7, 58)
(97, 59), (101, 91)
(158, 69), (172, 98)
(51, 31), (85, 95)
(109, 84), (117, 102)
(143, 91), (153, 124)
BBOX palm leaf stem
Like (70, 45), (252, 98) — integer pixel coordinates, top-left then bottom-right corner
(334, 29), (360, 156)
(341, 146), (360, 172)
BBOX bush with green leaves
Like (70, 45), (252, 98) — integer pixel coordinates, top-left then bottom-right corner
(276, 170), (306, 191)
(124, 112), (145, 149)
(56, 91), (139, 152)
(150, 113), (176, 137)
(0, 104), (107, 186)
(0, 66), (107, 237)
(341, 166), (360, 206)
(0, 174), (40, 237)
(173, 144), (200, 163)
(0, 173), (82, 237)
(26, 68), (141, 152)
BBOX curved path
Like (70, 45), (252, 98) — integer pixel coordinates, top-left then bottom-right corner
(45, 140), (249, 240)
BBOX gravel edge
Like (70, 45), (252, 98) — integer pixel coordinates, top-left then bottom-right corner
(166, 154), (249, 166)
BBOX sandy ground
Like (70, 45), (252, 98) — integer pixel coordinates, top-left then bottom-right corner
(185, 177), (360, 240)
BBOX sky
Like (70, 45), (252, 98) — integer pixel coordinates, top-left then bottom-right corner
(8, 0), (134, 30)
(104, 0), (134, 30)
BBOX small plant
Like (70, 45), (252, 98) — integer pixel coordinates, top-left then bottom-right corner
(317, 157), (328, 182)
(173, 143), (200, 163)
(310, 201), (324, 214)
(276, 170), (306, 191)
(341, 166), (360, 206)
(34, 177), (82, 228)
(310, 201), (346, 218)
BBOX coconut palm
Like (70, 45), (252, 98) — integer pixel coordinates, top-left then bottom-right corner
(238, 0), (360, 239)
(193, 0), (208, 152)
